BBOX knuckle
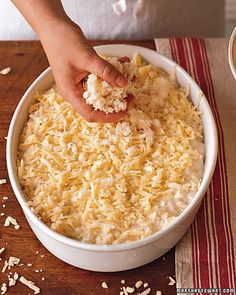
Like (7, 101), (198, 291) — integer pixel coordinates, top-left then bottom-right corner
(85, 51), (96, 61)
(101, 63), (118, 80)
(85, 112), (96, 123)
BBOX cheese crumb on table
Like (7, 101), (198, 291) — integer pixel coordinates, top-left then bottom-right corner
(83, 56), (136, 114)
(135, 281), (143, 288)
(156, 291), (162, 295)
(0, 179), (7, 185)
(126, 286), (135, 293)
(0, 283), (7, 295)
(121, 279), (125, 284)
(8, 272), (19, 287)
(2, 261), (8, 273)
(0, 67), (11, 75)
(101, 282), (108, 289)
(0, 248), (5, 255)
(168, 276), (176, 285)
(139, 288), (151, 295)
(4, 216), (20, 230)
(19, 276), (40, 294)
(2, 256), (20, 273)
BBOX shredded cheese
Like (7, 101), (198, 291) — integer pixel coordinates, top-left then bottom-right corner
(83, 56), (136, 113)
(126, 286), (135, 293)
(168, 276), (176, 285)
(0, 283), (7, 295)
(0, 179), (6, 185)
(101, 282), (108, 289)
(135, 281), (143, 289)
(2, 256), (20, 273)
(0, 67), (11, 75)
(19, 276), (40, 294)
(17, 53), (204, 245)
(139, 288), (151, 295)
(4, 216), (20, 230)
(8, 272), (19, 287)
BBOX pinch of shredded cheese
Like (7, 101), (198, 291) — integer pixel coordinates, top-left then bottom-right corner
(17, 53), (204, 245)
(83, 56), (136, 114)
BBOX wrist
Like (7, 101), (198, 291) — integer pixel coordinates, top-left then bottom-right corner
(37, 17), (86, 43)
(37, 16), (75, 40)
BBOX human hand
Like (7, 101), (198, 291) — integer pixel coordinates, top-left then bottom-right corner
(39, 20), (134, 123)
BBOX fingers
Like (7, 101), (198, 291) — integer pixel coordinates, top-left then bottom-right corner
(60, 81), (130, 123)
(88, 55), (128, 87)
(126, 93), (135, 109)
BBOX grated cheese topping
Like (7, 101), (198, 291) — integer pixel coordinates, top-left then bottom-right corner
(17, 53), (204, 245)
(83, 56), (136, 113)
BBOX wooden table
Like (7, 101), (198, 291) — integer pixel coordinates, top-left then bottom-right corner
(0, 40), (175, 295)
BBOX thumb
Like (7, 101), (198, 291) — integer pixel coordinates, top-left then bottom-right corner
(88, 55), (127, 87)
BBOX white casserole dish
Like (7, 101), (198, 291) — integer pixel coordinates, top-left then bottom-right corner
(228, 26), (236, 80)
(7, 44), (218, 272)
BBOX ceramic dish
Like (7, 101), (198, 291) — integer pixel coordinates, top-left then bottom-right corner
(7, 44), (218, 272)
(228, 26), (236, 80)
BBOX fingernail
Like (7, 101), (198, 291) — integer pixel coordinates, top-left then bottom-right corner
(115, 76), (127, 87)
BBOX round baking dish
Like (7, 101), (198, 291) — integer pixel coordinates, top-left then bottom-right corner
(228, 26), (236, 80)
(7, 44), (218, 272)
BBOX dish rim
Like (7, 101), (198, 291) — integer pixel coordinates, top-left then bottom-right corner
(228, 26), (236, 80)
(6, 44), (218, 252)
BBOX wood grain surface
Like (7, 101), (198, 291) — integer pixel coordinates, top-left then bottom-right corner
(0, 40), (175, 295)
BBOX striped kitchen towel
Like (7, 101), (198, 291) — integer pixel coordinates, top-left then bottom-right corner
(154, 38), (236, 293)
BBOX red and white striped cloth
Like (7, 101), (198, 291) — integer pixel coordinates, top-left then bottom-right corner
(154, 38), (236, 292)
